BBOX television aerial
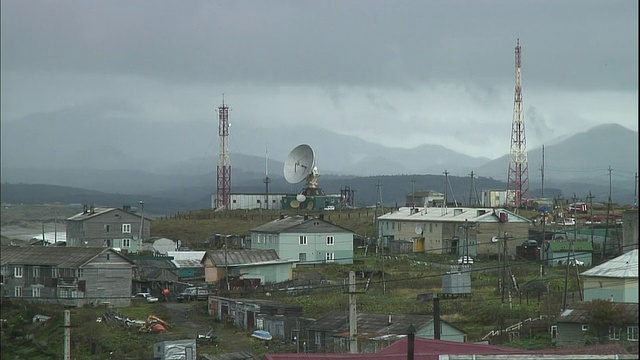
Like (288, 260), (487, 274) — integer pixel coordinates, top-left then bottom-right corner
(284, 144), (325, 198)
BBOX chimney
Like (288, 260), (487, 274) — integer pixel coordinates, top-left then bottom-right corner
(304, 214), (309, 220)
(319, 214), (324, 220)
(407, 324), (416, 360)
(90, 205), (95, 214)
(279, 213), (285, 220)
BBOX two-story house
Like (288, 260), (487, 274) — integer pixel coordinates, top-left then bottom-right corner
(250, 214), (354, 265)
(0, 246), (134, 307)
(65, 205), (151, 253)
(377, 206), (531, 257)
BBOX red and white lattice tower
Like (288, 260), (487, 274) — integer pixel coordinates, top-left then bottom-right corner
(216, 97), (231, 210)
(507, 39), (529, 208)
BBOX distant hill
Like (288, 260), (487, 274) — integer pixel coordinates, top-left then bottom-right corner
(1, 108), (636, 209)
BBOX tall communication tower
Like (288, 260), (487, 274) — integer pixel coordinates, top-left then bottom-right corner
(507, 39), (530, 209)
(216, 96), (231, 210)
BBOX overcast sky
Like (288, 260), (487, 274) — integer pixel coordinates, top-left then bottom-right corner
(1, 0), (637, 159)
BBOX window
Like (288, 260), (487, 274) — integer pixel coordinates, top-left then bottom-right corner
(122, 224), (131, 233)
(550, 325), (557, 339)
(122, 238), (130, 247)
(315, 332), (322, 345)
(14, 286), (22, 297)
(326, 236), (334, 245)
(628, 326), (639, 341)
(299, 253), (306, 262)
(299, 235), (307, 245)
(33, 266), (40, 278)
(609, 326), (621, 340)
(32, 287), (41, 298)
(51, 267), (58, 278)
(581, 324), (589, 332)
(75, 269), (84, 278)
(105, 224), (111, 232)
(14, 266), (23, 278)
(325, 252), (335, 262)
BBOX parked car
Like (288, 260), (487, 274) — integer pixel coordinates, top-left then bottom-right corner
(564, 258), (585, 266)
(132, 292), (159, 303)
(458, 256), (474, 265)
(177, 287), (208, 301)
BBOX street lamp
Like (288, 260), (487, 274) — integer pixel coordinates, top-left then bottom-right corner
(139, 200), (144, 241)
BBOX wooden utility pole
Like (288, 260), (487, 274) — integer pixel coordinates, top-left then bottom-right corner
(501, 232), (508, 303)
(64, 310), (71, 360)
(348, 271), (358, 353)
(603, 166), (613, 259)
(433, 297), (441, 340)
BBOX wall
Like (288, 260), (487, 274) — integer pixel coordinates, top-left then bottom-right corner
(556, 323), (586, 347)
(583, 277), (638, 303)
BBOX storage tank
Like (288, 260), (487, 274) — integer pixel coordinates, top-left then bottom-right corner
(441, 272), (471, 294)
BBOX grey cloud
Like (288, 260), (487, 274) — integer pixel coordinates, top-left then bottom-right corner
(1, 0), (636, 90)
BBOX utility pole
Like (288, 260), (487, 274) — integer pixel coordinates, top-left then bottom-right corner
(64, 310), (71, 360)
(264, 150), (270, 210)
(433, 297), (441, 340)
(603, 166), (613, 259)
(347, 271), (358, 353)
(541, 145), (545, 198)
(634, 172), (638, 208)
(443, 170), (449, 208)
(587, 191), (595, 250)
(464, 219), (469, 258)
(501, 232), (508, 303)
(139, 200), (144, 242)
(562, 237), (573, 311)
(375, 181), (386, 295)
(411, 179), (416, 209)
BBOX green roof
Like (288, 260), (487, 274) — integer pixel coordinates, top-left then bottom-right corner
(548, 241), (593, 252)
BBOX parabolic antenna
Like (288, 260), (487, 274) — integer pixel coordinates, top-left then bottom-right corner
(284, 144), (316, 184)
(296, 194), (307, 202)
(415, 226), (423, 235)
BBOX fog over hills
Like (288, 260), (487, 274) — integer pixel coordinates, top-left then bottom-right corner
(1, 111), (637, 211)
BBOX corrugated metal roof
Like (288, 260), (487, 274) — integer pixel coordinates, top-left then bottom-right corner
(580, 249), (638, 278)
(250, 215), (353, 234)
(557, 302), (638, 323)
(167, 251), (206, 268)
(378, 207), (531, 223)
(309, 311), (435, 337)
(204, 249), (280, 266)
(0, 246), (131, 267)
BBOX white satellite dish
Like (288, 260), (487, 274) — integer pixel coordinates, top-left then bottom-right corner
(296, 194), (306, 202)
(415, 226), (423, 235)
(284, 144), (315, 184)
(491, 236), (499, 243)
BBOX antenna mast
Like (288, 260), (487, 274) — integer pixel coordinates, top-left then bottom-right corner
(216, 95), (232, 210)
(264, 150), (270, 210)
(507, 39), (530, 209)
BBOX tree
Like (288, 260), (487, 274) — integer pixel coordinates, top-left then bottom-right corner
(585, 299), (627, 343)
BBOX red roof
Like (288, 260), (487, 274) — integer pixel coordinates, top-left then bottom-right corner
(261, 338), (535, 360)
(261, 338), (630, 360)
